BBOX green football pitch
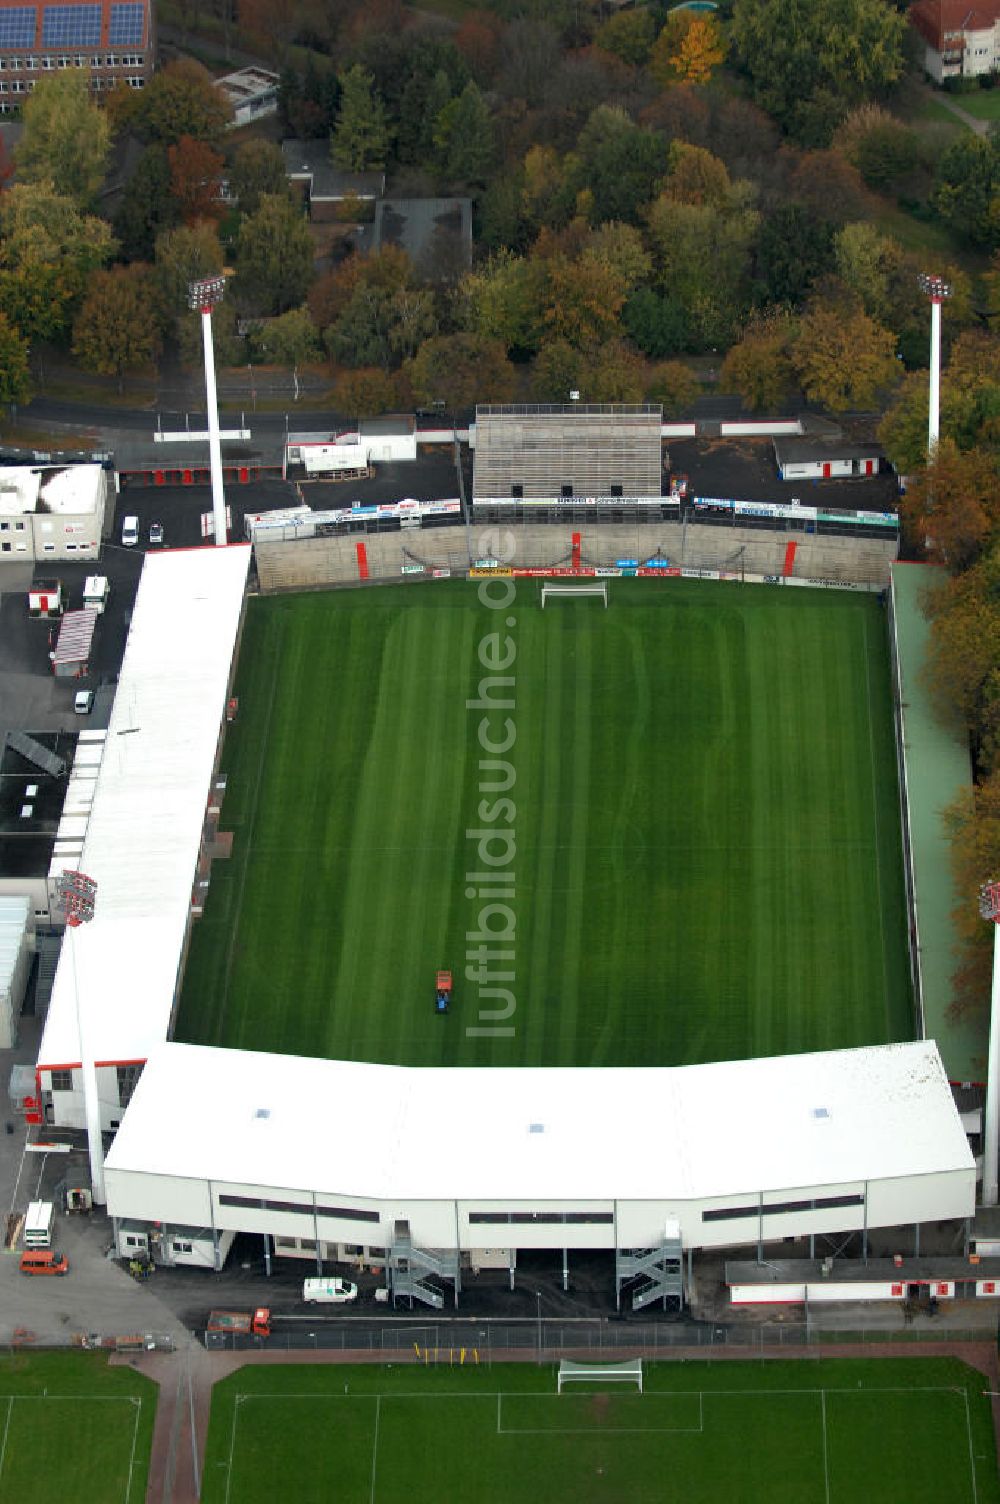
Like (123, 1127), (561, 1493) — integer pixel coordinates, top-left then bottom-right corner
(0, 1352), (156, 1503)
(176, 578), (912, 1066)
(201, 1357), (998, 1504)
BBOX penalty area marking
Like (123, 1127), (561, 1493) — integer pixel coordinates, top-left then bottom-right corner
(496, 1390), (704, 1436)
(0, 1394), (142, 1504)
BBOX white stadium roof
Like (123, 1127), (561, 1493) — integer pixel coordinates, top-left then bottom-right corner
(105, 1038), (972, 1204)
(38, 546), (251, 1069)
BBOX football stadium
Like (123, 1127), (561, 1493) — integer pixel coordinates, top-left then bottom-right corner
(31, 405), (978, 1314)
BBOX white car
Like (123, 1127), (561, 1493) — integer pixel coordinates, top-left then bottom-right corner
(302, 1276), (358, 1304)
(73, 690), (94, 715)
(121, 515), (139, 547)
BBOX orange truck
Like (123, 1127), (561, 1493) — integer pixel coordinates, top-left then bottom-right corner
(206, 1308), (271, 1337)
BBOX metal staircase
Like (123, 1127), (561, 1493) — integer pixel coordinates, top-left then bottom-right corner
(5, 731), (67, 778)
(616, 1233), (684, 1313)
(33, 934), (62, 1014)
(388, 1220), (461, 1310)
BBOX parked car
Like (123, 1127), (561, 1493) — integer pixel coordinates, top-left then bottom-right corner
(121, 515), (139, 547)
(149, 521), (164, 545)
(20, 1250), (69, 1276)
(73, 689), (94, 715)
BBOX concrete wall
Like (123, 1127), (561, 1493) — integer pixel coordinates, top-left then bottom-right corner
(255, 521), (898, 595)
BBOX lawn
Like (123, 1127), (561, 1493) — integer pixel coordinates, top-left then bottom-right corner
(200, 1357), (998, 1504)
(944, 88), (1000, 120)
(175, 579), (912, 1068)
(0, 1351), (156, 1503)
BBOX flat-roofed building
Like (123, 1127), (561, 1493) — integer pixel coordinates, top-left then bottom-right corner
(0, 1), (153, 111)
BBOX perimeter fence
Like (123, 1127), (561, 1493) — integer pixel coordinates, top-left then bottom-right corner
(201, 1314), (997, 1356)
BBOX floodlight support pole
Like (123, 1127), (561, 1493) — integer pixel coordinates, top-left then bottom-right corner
(201, 307), (227, 547)
(920, 274), (950, 462)
(984, 923), (1000, 1206)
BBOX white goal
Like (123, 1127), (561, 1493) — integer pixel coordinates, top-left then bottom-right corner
(557, 1358), (643, 1394)
(540, 582), (608, 608)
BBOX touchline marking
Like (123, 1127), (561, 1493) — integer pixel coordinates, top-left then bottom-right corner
(223, 1395), (240, 1504)
(820, 1390), (830, 1504)
(369, 1395), (381, 1504)
(862, 613), (890, 1023)
(0, 1396), (13, 1486)
(124, 1397), (142, 1504)
(962, 1387), (979, 1504)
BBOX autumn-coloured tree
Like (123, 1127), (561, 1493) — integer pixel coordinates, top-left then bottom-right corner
(0, 181), (115, 342)
(669, 15), (726, 86)
(720, 316), (797, 412)
(879, 330), (1000, 473)
(456, 249), (534, 351)
(646, 359), (700, 416)
(791, 297), (898, 411)
(0, 312), (30, 405)
(530, 337), (581, 400)
(584, 221), (652, 291)
(405, 332), (515, 409)
(16, 70), (109, 208)
(72, 265), (163, 390)
(661, 142), (732, 208)
(900, 441), (1000, 573)
(134, 59), (233, 146)
(581, 338), (646, 402)
(453, 10), (504, 83)
(335, 365), (407, 417)
(167, 135), (224, 226)
(945, 768), (1000, 1018)
(530, 251), (627, 348)
(154, 222), (225, 322)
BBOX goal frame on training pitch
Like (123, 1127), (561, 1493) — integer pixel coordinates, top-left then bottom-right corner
(557, 1358), (643, 1393)
(540, 582), (608, 608)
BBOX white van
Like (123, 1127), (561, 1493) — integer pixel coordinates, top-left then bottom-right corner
(121, 516), (139, 547)
(24, 1200), (54, 1249)
(302, 1277), (358, 1304)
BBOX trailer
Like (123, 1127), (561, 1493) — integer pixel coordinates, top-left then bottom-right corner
(207, 1308), (272, 1337)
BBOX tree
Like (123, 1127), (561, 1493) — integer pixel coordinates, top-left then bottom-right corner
(398, 68), (453, 166)
(15, 70), (109, 208)
(662, 142), (732, 208)
(236, 194), (315, 315)
(278, 59), (341, 140)
(0, 313), (30, 405)
(594, 9), (656, 66)
(530, 338), (581, 399)
(327, 283), (437, 367)
(457, 250), (535, 351)
(899, 441), (1000, 572)
(434, 81), (496, 186)
(945, 765), (1000, 1014)
(571, 106), (668, 224)
(167, 135), (224, 226)
(879, 330), (1000, 472)
(114, 146), (179, 262)
(720, 315), (797, 411)
(405, 332), (516, 409)
(336, 365), (407, 417)
(134, 59), (233, 146)
(528, 251), (627, 349)
(650, 12), (725, 88)
(791, 296), (898, 411)
(580, 338), (646, 402)
(154, 223), (225, 324)
(731, 0), (907, 145)
(584, 221), (651, 292)
(0, 181), (115, 342)
(230, 140), (289, 216)
(833, 105), (921, 194)
(72, 265), (163, 390)
(754, 203), (835, 307)
(646, 196), (759, 349)
(249, 306), (321, 366)
(933, 135), (1000, 251)
(623, 288), (689, 357)
(331, 65), (390, 172)
(833, 221), (902, 322)
(646, 359), (700, 416)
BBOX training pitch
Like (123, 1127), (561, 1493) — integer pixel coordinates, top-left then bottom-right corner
(176, 579), (911, 1066)
(201, 1357), (998, 1504)
(0, 1352), (156, 1503)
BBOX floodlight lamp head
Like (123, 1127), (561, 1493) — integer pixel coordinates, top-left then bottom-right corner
(919, 273), (952, 303)
(188, 275), (227, 312)
(980, 879), (1000, 923)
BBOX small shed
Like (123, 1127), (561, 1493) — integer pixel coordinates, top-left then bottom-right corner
(773, 436), (882, 481)
(0, 894), (33, 1048)
(28, 580), (63, 618)
(51, 608), (98, 679)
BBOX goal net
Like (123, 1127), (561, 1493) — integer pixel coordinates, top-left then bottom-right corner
(557, 1358), (643, 1394)
(540, 582), (608, 608)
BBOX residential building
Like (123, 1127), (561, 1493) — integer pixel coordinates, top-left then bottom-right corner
(909, 0), (1000, 82)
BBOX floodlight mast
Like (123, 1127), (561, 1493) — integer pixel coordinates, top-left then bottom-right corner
(919, 274), (951, 460)
(188, 275), (228, 547)
(55, 870), (105, 1205)
(980, 879), (1000, 1207)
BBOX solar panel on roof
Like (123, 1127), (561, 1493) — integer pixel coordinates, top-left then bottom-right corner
(109, 1), (144, 44)
(42, 4), (102, 46)
(0, 7), (37, 47)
